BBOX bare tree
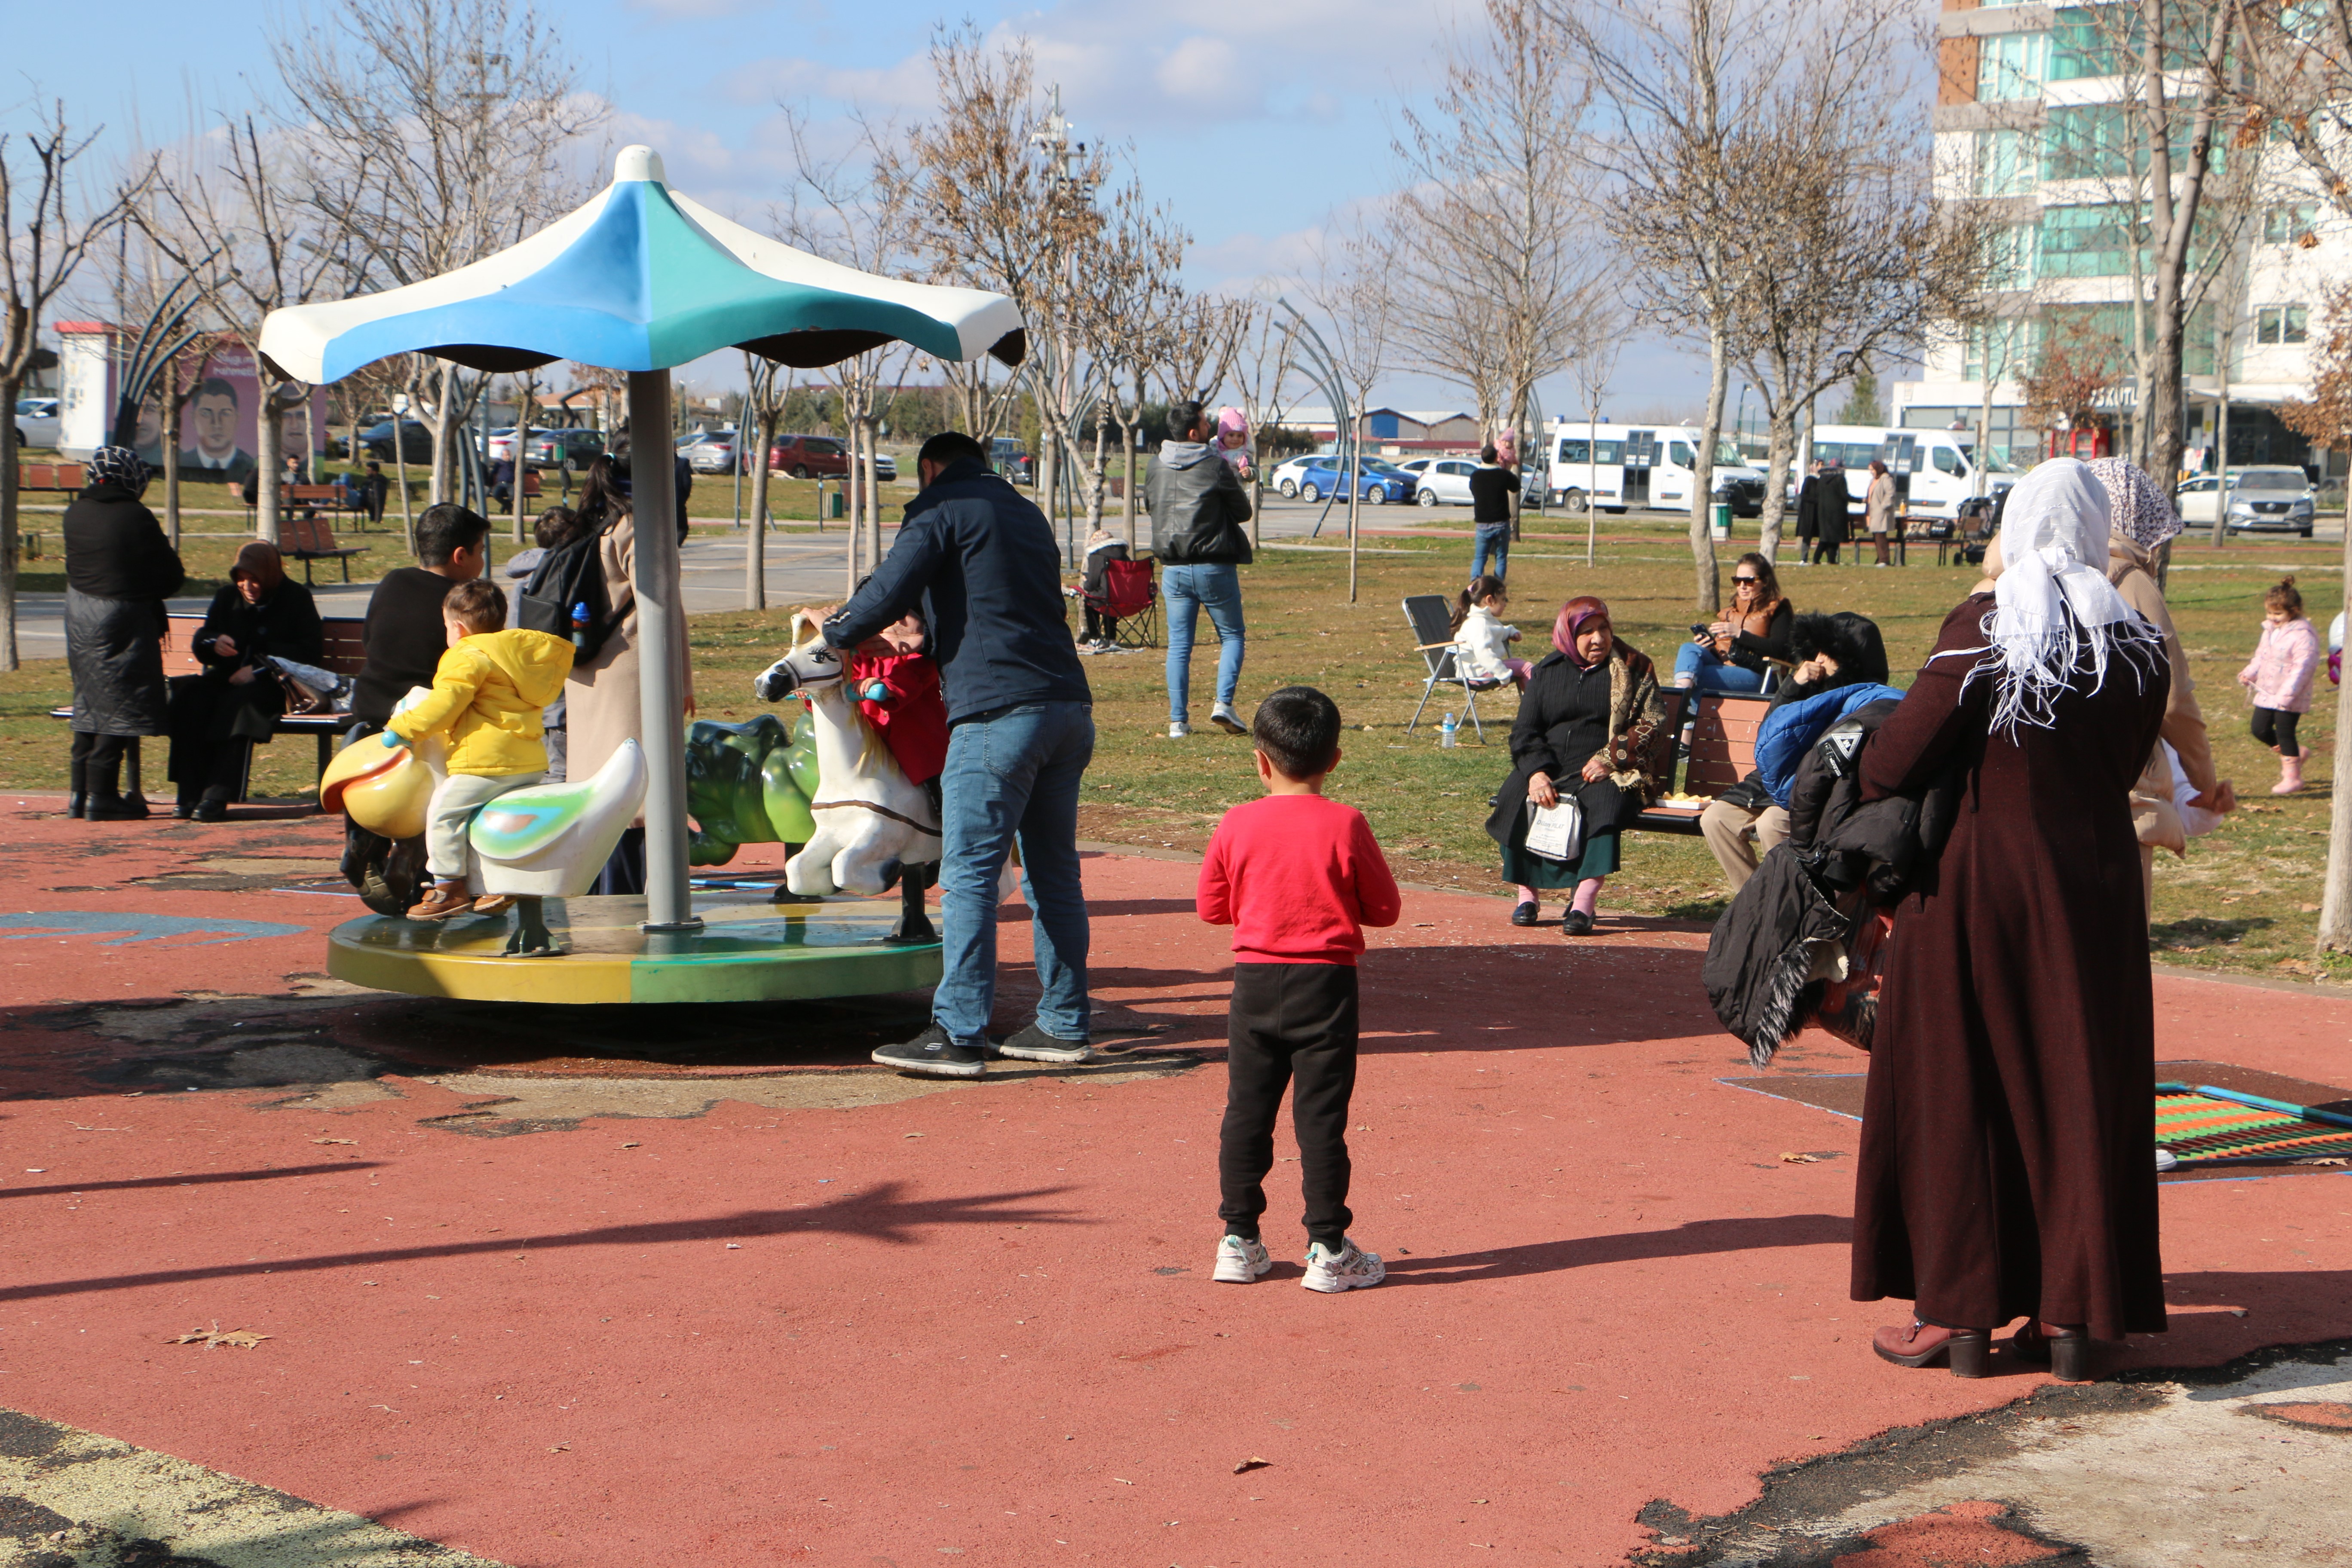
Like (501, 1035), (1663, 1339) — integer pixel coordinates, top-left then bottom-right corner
(1227, 300), (1302, 549)
(1391, 0), (1602, 448)
(277, 0), (602, 503)
(740, 353), (790, 609)
(2280, 283), (2352, 952)
(1, 103), (136, 669)
(1302, 224), (1399, 603)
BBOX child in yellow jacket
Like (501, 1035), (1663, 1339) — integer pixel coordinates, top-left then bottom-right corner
(386, 578), (576, 919)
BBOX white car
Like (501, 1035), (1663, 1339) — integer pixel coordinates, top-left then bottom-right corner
(1270, 454), (1322, 498)
(1407, 458), (1479, 507)
(2177, 467), (2317, 535)
(13, 397), (61, 449)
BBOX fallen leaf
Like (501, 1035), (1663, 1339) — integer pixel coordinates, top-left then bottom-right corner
(312, 1138), (357, 1145)
(1779, 1152), (1821, 1164)
(1113, 1477), (1135, 1485)
(548, 1442), (571, 1452)
(1233, 1457), (1271, 1474)
(167, 1321), (271, 1350)
(620, 1142), (640, 1149)
(904, 1132), (925, 1138)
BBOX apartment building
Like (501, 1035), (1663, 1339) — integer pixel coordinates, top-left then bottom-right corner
(1898, 0), (2344, 477)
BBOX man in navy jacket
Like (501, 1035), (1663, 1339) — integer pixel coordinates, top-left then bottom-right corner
(822, 432), (1096, 1078)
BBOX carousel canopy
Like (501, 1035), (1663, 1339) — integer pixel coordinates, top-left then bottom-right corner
(258, 146), (1024, 383)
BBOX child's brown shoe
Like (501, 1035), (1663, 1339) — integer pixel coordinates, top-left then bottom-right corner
(407, 881), (475, 921)
(472, 893), (518, 916)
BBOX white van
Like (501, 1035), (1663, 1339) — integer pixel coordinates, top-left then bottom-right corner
(1543, 421), (1768, 517)
(1798, 425), (2015, 518)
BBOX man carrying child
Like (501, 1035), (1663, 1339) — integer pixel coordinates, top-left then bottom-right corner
(1197, 686), (1401, 1292)
(384, 578), (575, 921)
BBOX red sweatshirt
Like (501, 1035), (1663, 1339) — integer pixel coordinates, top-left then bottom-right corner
(1197, 793), (1402, 965)
(843, 651), (949, 785)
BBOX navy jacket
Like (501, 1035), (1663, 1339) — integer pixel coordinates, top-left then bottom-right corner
(823, 456), (1091, 724)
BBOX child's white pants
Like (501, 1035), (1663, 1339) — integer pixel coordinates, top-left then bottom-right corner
(426, 771), (544, 879)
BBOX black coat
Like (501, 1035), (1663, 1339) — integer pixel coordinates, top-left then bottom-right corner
(1484, 644), (1668, 851)
(172, 579), (326, 747)
(62, 484), (184, 736)
(1800, 469), (1851, 546)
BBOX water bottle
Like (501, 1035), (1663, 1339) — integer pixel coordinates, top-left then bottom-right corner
(1440, 712), (1458, 748)
(570, 600), (591, 650)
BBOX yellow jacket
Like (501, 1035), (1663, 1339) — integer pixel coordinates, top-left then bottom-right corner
(389, 628), (575, 776)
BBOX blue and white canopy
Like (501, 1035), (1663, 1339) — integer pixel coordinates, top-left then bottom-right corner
(258, 146), (1024, 382)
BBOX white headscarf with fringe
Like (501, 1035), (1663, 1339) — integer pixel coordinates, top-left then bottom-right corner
(1933, 456), (2160, 735)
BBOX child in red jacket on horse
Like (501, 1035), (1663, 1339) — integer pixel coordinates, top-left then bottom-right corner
(845, 607), (948, 792)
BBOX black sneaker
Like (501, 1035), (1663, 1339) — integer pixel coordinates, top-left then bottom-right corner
(872, 1023), (987, 1078)
(993, 1022), (1092, 1065)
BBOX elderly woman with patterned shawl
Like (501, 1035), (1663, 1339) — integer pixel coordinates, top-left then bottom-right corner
(1856, 457), (2171, 1384)
(1485, 596), (1670, 936)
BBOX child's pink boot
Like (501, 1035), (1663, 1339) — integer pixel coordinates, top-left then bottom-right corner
(2274, 755), (2305, 796)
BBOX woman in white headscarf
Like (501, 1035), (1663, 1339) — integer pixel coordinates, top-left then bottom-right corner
(1848, 457), (2171, 1385)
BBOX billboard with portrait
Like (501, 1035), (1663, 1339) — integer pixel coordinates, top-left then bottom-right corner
(59, 325), (327, 478)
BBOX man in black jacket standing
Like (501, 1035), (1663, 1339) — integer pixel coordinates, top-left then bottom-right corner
(1146, 399), (1253, 738)
(1467, 444), (1522, 581)
(821, 432), (1096, 1079)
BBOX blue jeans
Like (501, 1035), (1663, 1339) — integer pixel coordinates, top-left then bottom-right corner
(1673, 641), (1766, 692)
(1472, 524), (1511, 581)
(1163, 563), (1246, 724)
(933, 700), (1096, 1048)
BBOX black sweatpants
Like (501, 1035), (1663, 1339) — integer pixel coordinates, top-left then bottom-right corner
(2253, 706), (2304, 758)
(1219, 962), (1359, 1251)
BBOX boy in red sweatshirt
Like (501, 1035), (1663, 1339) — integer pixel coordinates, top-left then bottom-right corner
(1196, 686), (1402, 1292)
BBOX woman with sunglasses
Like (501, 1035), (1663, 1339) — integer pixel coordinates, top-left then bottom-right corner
(1672, 553), (1792, 692)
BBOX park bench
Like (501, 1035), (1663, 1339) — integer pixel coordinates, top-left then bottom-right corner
(16, 461), (87, 492)
(1627, 690), (1772, 837)
(282, 512), (370, 584)
(48, 613), (368, 803)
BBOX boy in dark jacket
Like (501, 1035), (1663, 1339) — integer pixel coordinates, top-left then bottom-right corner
(1146, 399), (1254, 737)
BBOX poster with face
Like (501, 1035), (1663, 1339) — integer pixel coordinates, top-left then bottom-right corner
(162, 344), (328, 484)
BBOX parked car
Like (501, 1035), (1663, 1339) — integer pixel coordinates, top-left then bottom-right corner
(1293, 456), (1414, 505)
(768, 434), (850, 479)
(873, 452), (898, 483)
(990, 437), (1034, 484)
(1406, 457), (1480, 507)
(2178, 466), (2317, 535)
(13, 397), (61, 449)
(354, 418), (435, 463)
(487, 426), (552, 464)
(680, 429), (739, 474)
(526, 427), (604, 468)
(1270, 454), (1323, 497)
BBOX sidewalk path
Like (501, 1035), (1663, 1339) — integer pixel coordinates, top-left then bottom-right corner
(0, 797), (2348, 1565)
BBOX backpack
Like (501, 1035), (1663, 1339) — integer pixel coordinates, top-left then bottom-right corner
(518, 512), (615, 661)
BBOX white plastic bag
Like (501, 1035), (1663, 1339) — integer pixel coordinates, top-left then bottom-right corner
(1524, 796), (1586, 862)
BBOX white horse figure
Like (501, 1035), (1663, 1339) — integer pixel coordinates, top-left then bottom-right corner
(753, 618), (943, 934)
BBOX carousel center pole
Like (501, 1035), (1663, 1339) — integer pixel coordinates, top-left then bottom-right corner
(628, 367), (701, 932)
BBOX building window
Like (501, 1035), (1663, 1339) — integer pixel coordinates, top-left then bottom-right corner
(1977, 31), (2048, 101)
(2040, 205), (2138, 279)
(2263, 203), (2318, 244)
(2257, 306), (2311, 345)
(1974, 129), (2032, 197)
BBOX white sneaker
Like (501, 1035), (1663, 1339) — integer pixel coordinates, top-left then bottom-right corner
(1302, 1237), (1385, 1293)
(2156, 1147), (2179, 1172)
(1213, 1234), (1273, 1283)
(1210, 704), (1248, 735)
(1169, 721), (1190, 738)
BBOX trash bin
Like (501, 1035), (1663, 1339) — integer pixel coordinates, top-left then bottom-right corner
(829, 490), (846, 519)
(1709, 502), (1732, 540)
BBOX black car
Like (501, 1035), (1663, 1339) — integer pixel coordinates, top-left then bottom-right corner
(344, 418), (435, 463)
(527, 428), (605, 469)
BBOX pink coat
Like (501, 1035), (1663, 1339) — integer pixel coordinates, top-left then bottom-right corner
(2239, 616), (2321, 713)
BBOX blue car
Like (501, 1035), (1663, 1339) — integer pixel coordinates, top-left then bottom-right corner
(1294, 456), (1414, 505)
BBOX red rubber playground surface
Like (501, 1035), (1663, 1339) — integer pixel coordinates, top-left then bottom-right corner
(3, 795), (2350, 1565)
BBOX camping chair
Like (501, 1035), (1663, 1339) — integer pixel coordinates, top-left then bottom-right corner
(1403, 594), (1509, 741)
(1084, 555), (1161, 649)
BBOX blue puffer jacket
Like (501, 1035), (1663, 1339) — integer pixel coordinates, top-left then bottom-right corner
(1752, 681), (1907, 806)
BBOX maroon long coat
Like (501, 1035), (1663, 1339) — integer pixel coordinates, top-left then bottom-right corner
(1852, 595), (2170, 1340)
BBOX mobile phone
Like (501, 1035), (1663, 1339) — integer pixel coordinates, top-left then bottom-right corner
(1689, 622), (1711, 638)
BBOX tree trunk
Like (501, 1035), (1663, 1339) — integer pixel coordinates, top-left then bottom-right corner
(1758, 408), (1795, 561)
(0, 369), (19, 671)
(254, 389), (285, 545)
(1692, 326), (1729, 612)
(2318, 473), (2352, 950)
(745, 400), (770, 611)
(512, 372), (535, 545)
(2210, 384), (2234, 549)
(430, 364), (459, 505)
(863, 415), (882, 575)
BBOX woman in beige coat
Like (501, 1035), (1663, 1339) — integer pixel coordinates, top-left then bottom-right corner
(1865, 460), (1898, 567)
(1976, 457), (2233, 913)
(564, 499), (693, 895)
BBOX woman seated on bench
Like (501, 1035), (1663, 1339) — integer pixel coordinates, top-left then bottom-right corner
(166, 541), (324, 821)
(1674, 552), (1792, 692)
(1485, 596), (1671, 937)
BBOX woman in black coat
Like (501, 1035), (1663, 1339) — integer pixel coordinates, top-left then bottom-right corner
(166, 541), (324, 820)
(1803, 462), (1852, 564)
(1486, 596), (1672, 936)
(62, 448), (184, 819)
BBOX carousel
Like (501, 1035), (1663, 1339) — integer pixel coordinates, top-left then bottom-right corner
(257, 146), (1023, 1004)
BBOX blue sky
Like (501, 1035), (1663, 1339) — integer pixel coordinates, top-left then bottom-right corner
(10, 0), (1718, 418)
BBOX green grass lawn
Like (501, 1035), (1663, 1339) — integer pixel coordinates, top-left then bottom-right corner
(4, 512), (2340, 980)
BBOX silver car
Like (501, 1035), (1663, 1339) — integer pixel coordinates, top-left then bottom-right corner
(13, 397), (61, 448)
(1406, 457), (1479, 507)
(2178, 467), (2316, 536)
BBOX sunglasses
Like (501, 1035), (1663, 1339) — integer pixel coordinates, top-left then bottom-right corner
(1732, 575), (1759, 585)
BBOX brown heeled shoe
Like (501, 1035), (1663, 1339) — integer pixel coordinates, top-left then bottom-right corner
(1873, 1320), (1991, 1378)
(2009, 1321), (2095, 1382)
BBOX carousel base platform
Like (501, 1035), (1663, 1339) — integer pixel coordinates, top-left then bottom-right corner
(326, 891), (941, 1004)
